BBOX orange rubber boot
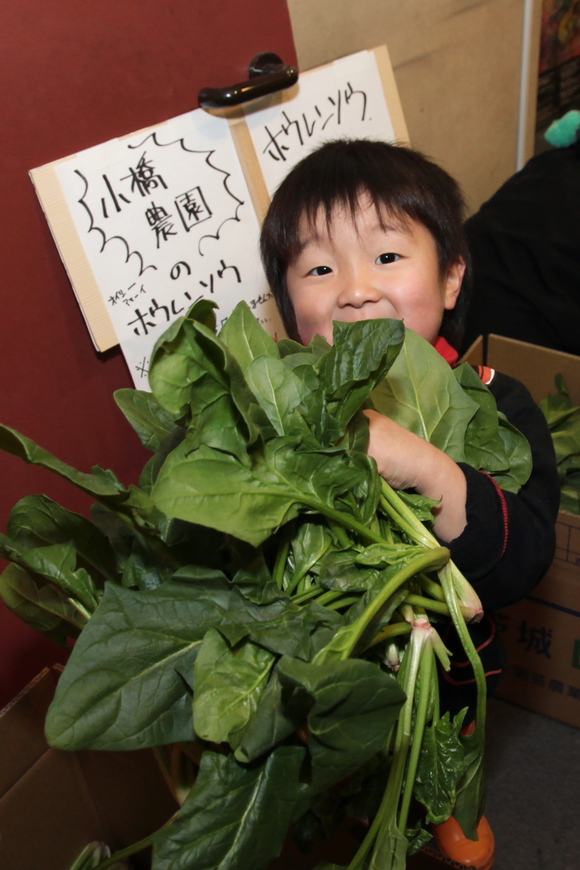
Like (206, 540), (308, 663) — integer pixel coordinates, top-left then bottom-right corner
(431, 814), (495, 869)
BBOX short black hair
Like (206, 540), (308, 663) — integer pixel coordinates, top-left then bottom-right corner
(260, 138), (471, 346)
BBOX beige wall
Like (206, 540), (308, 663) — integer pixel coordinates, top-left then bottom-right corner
(287, 0), (540, 214)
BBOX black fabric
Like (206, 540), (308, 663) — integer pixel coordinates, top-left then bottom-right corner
(448, 371), (560, 612)
(437, 614), (506, 721)
(461, 143), (580, 356)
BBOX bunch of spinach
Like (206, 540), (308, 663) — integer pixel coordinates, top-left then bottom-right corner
(540, 373), (580, 514)
(0, 300), (531, 870)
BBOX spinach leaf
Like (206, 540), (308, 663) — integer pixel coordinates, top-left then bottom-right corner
(370, 328), (477, 461)
(114, 388), (180, 452)
(277, 656), (405, 793)
(45, 579), (242, 751)
(151, 438), (369, 547)
(8, 494), (118, 585)
(193, 628), (276, 745)
(454, 362), (532, 492)
(218, 299), (280, 370)
(321, 318), (405, 429)
(153, 747), (310, 870)
(415, 711), (468, 823)
(0, 424), (128, 500)
(0, 562), (86, 644)
(540, 374), (580, 512)
(0, 302), (532, 869)
(245, 354), (311, 437)
(0, 534), (99, 613)
(149, 300), (272, 449)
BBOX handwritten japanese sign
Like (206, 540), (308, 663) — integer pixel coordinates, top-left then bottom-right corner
(243, 49), (399, 196)
(34, 110), (281, 387)
(30, 47), (405, 388)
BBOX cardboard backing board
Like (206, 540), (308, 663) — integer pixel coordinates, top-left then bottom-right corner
(463, 334), (580, 728)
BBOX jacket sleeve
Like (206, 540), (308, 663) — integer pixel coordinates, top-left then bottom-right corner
(445, 372), (560, 611)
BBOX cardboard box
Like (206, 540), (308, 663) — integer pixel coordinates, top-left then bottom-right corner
(463, 334), (580, 729)
(0, 667), (178, 870)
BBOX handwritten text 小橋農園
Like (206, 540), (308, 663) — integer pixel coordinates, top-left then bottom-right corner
(54, 111), (281, 384)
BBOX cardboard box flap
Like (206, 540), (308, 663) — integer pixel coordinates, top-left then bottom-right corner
(0, 668), (55, 796)
(0, 748), (105, 870)
(0, 666), (178, 870)
(486, 334), (580, 405)
(461, 334), (580, 405)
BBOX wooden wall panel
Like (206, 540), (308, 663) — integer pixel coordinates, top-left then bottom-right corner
(287, 0), (538, 214)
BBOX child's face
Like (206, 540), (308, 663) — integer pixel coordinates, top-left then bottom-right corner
(285, 198), (465, 346)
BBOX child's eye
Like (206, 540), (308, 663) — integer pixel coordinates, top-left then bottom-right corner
(308, 265), (332, 276)
(376, 253), (401, 264)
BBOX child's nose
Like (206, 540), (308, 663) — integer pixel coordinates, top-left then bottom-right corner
(337, 272), (382, 307)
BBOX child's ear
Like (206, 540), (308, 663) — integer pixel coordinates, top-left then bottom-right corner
(443, 257), (466, 310)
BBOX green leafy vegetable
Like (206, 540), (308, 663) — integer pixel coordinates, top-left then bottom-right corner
(540, 373), (580, 513)
(0, 299), (533, 870)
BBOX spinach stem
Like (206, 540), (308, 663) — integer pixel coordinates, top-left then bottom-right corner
(325, 595), (361, 611)
(379, 489), (434, 548)
(438, 563), (487, 731)
(328, 519), (353, 549)
(292, 585), (324, 604)
(380, 480), (483, 620)
(368, 621), (412, 647)
(337, 547), (450, 660)
(273, 530), (292, 590)
(94, 833), (155, 869)
(316, 589), (347, 607)
(417, 572), (446, 601)
(299, 496), (388, 546)
(398, 641), (434, 832)
(284, 571), (307, 596)
(345, 624), (427, 870)
(404, 592), (451, 616)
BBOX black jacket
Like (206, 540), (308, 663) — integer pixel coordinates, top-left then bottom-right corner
(438, 367), (560, 712)
(461, 143), (580, 357)
(449, 369), (560, 611)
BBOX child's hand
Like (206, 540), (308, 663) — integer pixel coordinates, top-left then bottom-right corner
(363, 409), (467, 543)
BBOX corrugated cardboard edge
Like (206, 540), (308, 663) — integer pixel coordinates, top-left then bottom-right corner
(0, 665), (53, 719)
(371, 43), (409, 145)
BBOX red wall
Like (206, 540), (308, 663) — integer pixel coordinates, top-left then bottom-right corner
(0, 0), (297, 707)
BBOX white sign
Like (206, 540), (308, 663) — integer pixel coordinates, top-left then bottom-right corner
(54, 110), (281, 387)
(243, 50), (397, 196)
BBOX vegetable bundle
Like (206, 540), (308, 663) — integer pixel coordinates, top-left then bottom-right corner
(540, 373), (580, 514)
(0, 301), (532, 870)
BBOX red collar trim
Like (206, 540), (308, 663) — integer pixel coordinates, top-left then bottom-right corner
(434, 335), (459, 366)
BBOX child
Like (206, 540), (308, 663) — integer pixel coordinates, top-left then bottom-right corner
(260, 139), (560, 868)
